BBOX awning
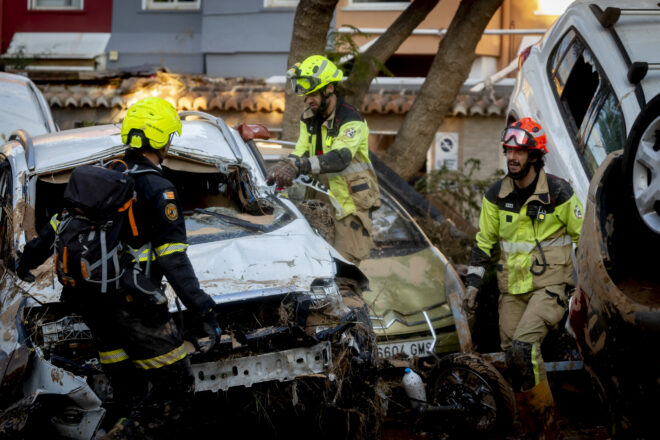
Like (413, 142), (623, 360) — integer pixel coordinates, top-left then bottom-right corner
(3, 32), (111, 71)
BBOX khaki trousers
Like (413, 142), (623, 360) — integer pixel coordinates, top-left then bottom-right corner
(333, 212), (373, 265)
(499, 284), (568, 385)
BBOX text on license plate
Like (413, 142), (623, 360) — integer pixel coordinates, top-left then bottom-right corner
(377, 339), (434, 358)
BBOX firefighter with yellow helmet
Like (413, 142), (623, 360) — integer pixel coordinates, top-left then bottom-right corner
(464, 117), (583, 439)
(268, 55), (380, 265)
(16, 97), (221, 439)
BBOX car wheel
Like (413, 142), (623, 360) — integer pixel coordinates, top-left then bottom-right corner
(622, 94), (660, 235)
(428, 353), (515, 437)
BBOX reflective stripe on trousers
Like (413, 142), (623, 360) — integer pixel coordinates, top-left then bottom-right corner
(132, 344), (187, 370)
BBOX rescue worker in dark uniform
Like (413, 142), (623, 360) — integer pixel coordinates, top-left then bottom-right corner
(268, 55), (380, 265)
(463, 117), (583, 439)
(16, 97), (221, 439)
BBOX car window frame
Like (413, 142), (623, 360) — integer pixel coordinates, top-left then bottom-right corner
(546, 26), (625, 181)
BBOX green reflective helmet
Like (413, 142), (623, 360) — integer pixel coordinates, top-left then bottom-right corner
(287, 55), (343, 96)
(121, 97), (182, 149)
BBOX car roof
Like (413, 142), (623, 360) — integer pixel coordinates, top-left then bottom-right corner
(20, 118), (261, 176)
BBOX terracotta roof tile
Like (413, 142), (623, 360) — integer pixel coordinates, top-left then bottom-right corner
(34, 71), (508, 117)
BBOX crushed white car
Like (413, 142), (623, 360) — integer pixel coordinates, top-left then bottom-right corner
(0, 113), (379, 439)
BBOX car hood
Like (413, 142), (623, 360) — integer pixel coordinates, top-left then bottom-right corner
(165, 218), (343, 308)
(5, 217), (344, 310)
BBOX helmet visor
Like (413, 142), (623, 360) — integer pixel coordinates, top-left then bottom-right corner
(290, 76), (322, 95)
(501, 127), (537, 148)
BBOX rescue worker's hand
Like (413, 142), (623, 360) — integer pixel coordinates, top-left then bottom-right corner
(15, 254), (36, 283)
(267, 159), (299, 187)
(200, 311), (221, 354)
(462, 285), (479, 313)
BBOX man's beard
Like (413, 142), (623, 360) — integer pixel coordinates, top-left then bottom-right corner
(507, 160), (533, 180)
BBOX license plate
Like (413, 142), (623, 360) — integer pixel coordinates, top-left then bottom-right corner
(377, 339), (434, 358)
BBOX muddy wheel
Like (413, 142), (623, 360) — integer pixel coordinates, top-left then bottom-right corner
(622, 94), (660, 236)
(428, 353), (515, 438)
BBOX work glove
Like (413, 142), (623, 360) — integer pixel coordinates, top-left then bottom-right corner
(267, 159), (299, 187)
(199, 311), (221, 354)
(15, 253), (36, 283)
(462, 285), (479, 313)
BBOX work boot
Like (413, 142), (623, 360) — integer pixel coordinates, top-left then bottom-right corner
(514, 379), (562, 440)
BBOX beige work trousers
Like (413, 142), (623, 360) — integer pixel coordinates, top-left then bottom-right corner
(499, 284), (568, 383)
(332, 212), (373, 266)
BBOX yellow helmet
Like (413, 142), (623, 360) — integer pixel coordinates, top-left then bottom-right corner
(287, 55), (343, 96)
(121, 97), (182, 149)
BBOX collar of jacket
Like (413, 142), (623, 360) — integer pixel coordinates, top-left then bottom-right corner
(301, 92), (345, 130)
(123, 148), (165, 175)
(498, 168), (551, 205)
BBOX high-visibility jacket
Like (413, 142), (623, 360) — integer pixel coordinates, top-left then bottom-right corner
(467, 169), (583, 294)
(292, 94), (380, 220)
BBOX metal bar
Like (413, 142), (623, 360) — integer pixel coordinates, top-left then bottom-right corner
(337, 27), (547, 36)
(480, 352), (584, 371)
(422, 311), (437, 354)
(446, 291), (473, 354)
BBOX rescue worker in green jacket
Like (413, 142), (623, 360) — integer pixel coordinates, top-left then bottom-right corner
(463, 117), (583, 439)
(267, 55), (380, 265)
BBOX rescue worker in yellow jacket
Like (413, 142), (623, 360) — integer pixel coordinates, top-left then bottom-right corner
(267, 55), (380, 265)
(463, 117), (583, 439)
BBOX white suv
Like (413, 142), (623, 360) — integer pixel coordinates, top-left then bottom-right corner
(507, 1), (660, 437)
(507, 0), (660, 216)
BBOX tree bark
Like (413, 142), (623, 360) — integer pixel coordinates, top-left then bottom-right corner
(382, 0), (504, 181)
(281, 0), (339, 141)
(342, 0), (440, 108)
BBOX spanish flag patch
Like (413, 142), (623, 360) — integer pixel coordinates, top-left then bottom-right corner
(163, 191), (175, 200)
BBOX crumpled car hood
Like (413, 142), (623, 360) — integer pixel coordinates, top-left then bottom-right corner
(165, 218), (342, 306)
(5, 217), (342, 310)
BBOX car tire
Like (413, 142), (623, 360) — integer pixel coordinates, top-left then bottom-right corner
(621, 93), (660, 236)
(428, 352), (515, 438)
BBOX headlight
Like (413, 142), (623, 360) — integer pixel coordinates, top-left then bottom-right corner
(309, 279), (347, 315)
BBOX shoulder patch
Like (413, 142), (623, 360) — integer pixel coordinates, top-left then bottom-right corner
(345, 127), (356, 138)
(163, 191), (175, 200)
(574, 204), (583, 219)
(164, 203), (179, 221)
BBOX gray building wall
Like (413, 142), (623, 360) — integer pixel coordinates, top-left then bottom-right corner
(202, 0), (296, 77)
(106, 0), (296, 77)
(107, 0), (204, 74)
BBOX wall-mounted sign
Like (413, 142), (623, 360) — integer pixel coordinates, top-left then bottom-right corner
(428, 132), (459, 171)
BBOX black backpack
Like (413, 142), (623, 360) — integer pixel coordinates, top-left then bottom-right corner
(54, 161), (140, 293)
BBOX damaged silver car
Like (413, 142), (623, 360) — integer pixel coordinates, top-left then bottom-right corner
(0, 113), (379, 439)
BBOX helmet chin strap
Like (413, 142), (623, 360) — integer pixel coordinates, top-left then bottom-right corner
(314, 86), (335, 117)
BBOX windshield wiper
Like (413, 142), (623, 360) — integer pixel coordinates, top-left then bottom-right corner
(193, 208), (267, 233)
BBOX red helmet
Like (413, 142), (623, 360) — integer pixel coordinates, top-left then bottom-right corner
(501, 117), (548, 154)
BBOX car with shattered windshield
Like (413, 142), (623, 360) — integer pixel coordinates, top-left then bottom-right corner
(257, 142), (467, 360)
(0, 113), (380, 439)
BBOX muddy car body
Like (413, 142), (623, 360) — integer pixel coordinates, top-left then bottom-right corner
(0, 113), (378, 438)
(257, 142), (467, 359)
(506, 1), (660, 437)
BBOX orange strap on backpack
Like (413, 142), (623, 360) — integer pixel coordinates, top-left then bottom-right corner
(118, 198), (139, 237)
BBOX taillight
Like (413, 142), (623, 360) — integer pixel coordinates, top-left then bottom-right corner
(518, 45), (532, 69)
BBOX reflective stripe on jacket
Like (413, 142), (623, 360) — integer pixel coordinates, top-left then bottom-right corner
(292, 96), (380, 220)
(470, 169), (583, 294)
